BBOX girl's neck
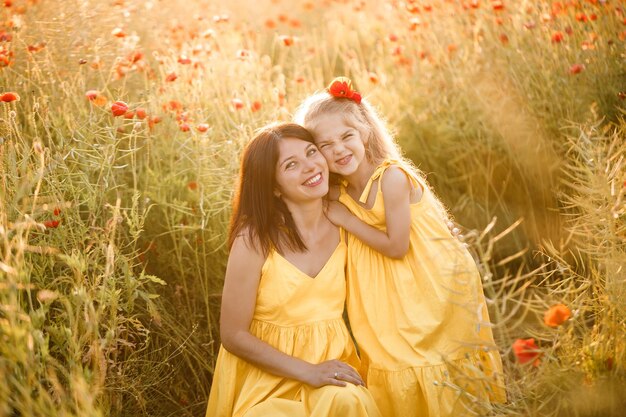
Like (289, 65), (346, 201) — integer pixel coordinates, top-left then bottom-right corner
(343, 158), (379, 194)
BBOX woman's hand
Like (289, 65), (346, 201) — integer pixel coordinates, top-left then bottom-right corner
(324, 201), (352, 227)
(301, 359), (365, 388)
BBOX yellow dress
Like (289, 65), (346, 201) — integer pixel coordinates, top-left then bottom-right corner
(206, 232), (381, 417)
(339, 160), (506, 417)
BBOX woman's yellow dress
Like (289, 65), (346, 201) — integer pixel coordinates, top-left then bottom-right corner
(338, 160), (506, 417)
(205, 233), (381, 417)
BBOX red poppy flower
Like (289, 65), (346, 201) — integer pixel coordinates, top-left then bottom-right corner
(27, 42), (46, 53)
(179, 123), (190, 132)
(512, 338), (541, 366)
(165, 100), (183, 112)
(177, 56), (191, 65)
(111, 101), (129, 117)
(279, 35), (294, 46)
(251, 101), (262, 112)
(111, 27), (126, 38)
(85, 90), (99, 101)
(327, 77), (362, 104)
(197, 123), (209, 132)
(551, 32), (564, 43)
(1, 92), (20, 102)
(148, 115), (162, 129)
(128, 50), (143, 63)
(43, 220), (60, 228)
(569, 63), (584, 74)
(231, 98), (244, 110)
(135, 107), (147, 120)
(236, 49), (251, 60)
(368, 72), (379, 83)
(187, 181), (198, 190)
(406, 3), (419, 13)
(165, 72), (178, 82)
(544, 304), (571, 327)
(575, 12), (588, 23)
(53, 207), (62, 216)
(492, 0), (504, 11)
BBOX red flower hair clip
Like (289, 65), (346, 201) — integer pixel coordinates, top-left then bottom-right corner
(327, 77), (362, 104)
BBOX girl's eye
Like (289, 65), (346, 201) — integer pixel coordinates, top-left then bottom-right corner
(343, 134), (352, 140)
(307, 148), (317, 156)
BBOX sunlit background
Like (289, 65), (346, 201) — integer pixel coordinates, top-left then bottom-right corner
(0, 0), (624, 416)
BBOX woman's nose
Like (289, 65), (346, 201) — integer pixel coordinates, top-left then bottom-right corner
(303, 158), (316, 171)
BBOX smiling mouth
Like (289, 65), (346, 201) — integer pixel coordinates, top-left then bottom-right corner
(336, 155), (352, 165)
(303, 173), (323, 186)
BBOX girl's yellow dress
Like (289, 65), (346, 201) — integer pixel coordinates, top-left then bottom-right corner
(338, 160), (506, 417)
(206, 233), (381, 417)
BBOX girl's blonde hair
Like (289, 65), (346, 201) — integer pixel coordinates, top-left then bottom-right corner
(294, 91), (404, 165)
(294, 89), (451, 223)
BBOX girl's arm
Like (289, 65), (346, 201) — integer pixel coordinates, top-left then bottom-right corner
(326, 166), (415, 259)
(220, 234), (364, 388)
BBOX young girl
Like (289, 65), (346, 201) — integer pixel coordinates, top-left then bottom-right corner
(206, 122), (381, 417)
(294, 78), (506, 417)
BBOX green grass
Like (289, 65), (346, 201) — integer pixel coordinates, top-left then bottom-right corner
(0, 0), (624, 416)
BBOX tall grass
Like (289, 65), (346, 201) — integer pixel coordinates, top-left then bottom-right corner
(1, 0), (624, 416)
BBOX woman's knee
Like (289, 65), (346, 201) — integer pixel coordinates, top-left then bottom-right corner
(318, 384), (371, 409)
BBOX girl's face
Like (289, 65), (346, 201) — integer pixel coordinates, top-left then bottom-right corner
(308, 111), (366, 177)
(275, 137), (329, 203)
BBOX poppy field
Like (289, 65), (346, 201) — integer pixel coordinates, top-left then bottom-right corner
(0, 0), (625, 416)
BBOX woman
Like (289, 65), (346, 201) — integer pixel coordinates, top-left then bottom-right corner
(205, 123), (380, 417)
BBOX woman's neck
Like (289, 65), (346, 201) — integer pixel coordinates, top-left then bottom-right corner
(283, 199), (327, 240)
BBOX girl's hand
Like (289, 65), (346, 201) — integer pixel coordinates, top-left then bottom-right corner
(302, 359), (365, 388)
(324, 201), (352, 227)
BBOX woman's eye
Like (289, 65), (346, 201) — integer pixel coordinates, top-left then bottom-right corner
(286, 161), (296, 169)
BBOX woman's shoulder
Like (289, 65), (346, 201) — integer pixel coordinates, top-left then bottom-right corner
(231, 229), (269, 260)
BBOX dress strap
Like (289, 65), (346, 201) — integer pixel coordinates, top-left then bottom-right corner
(357, 160), (395, 203)
(358, 159), (421, 204)
(338, 226), (347, 244)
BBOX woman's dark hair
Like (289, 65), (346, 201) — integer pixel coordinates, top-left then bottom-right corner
(228, 122), (315, 254)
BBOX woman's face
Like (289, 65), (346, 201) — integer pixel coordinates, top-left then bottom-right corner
(275, 137), (329, 204)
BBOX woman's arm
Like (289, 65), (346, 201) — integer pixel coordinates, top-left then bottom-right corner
(326, 167), (415, 259)
(220, 235), (364, 387)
